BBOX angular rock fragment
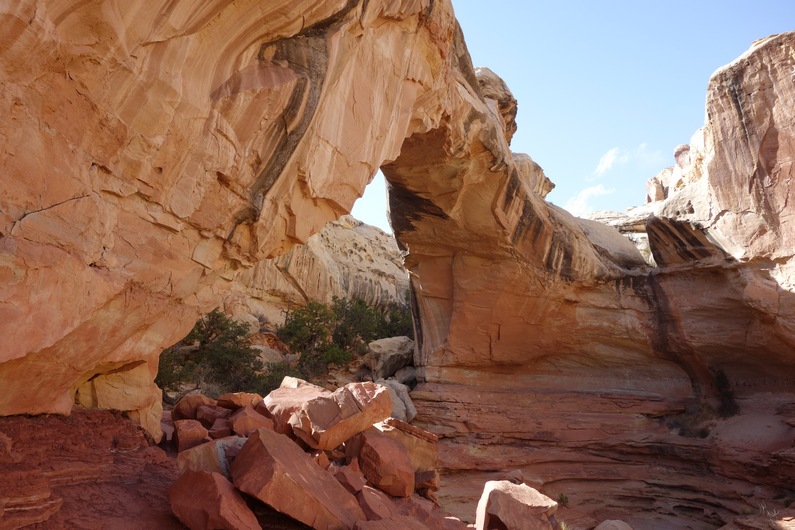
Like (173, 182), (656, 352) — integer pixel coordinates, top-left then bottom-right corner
(377, 379), (416, 422)
(357, 485), (397, 521)
(196, 404), (232, 429)
(359, 428), (415, 497)
(231, 428), (365, 529)
(228, 405), (273, 437)
(172, 394), (217, 421)
(208, 418), (233, 439)
(173, 419), (209, 453)
(289, 382), (392, 450)
(216, 392), (264, 411)
(367, 336), (414, 379)
(332, 460), (368, 495)
(260, 377), (330, 435)
(176, 436), (247, 479)
(475, 481), (557, 530)
(375, 419), (439, 495)
(168, 470), (259, 530)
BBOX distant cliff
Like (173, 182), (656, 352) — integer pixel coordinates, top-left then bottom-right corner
(227, 215), (409, 325)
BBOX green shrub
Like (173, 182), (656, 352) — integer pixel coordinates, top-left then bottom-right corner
(156, 309), (266, 398)
(258, 361), (301, 396)
(557, 493), (570, 508)
(277, 295), (414, 376)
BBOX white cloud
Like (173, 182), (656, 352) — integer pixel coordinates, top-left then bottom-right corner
(590, 144), (665, 180)
(594, 147), (622, 177)
(564, 184), (615, 217)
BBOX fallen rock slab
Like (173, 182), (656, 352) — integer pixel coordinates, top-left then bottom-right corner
(217, 392), (264, 411)
(169, 470), (259, 530)
(260, 377), (331, 435)
(359, 428), (415, 497)
(176, 436), (247, 480)
(475, 481), (558, 530)
(357, 485), (397, 521)
(172, 394), (217, 421)
(173, 419), (209, 453)
(229, 405), (274, 437)
(231, 428), (365, 529)
(196, 404), (232, 429)
(367, 336), (414, 380)
(289, 381), (392, 450)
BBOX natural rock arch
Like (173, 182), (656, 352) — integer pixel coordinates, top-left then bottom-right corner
(2, 1), (795, 526)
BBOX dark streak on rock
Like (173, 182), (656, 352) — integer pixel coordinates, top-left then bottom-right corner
(642, 273), (704, 398)
(229, 0), (360, 242)
(646, 216), (727, 267)
(386, 179), (448, 245)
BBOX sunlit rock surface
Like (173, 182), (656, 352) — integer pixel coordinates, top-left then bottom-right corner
(1, 1), (795, 528)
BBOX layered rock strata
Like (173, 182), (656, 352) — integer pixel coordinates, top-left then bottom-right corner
(230, 215), (409, 325)
(409, 32), (795, 528)
(2, 1), (795, 529)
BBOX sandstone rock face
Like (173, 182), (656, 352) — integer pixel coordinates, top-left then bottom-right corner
(1, 0), (421, 431)
(410, 31), (795, 529)
(0, 409), (181, 529)
(233, 215), (410, 325)
(3, 1), (795, 529)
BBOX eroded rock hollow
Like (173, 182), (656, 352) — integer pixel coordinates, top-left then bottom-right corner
(1, 1), (794, 527)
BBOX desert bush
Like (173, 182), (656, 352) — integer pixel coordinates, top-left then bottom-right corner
(277, 295), (414, 376)
(156, 309), (268, 398)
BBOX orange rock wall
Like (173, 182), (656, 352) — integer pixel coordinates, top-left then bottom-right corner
(2, 1), (795, 527)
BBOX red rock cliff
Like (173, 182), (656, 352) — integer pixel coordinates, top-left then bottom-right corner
(2, 2), (795, 527)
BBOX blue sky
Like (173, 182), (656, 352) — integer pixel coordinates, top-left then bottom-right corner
(352, 1), (795, 232)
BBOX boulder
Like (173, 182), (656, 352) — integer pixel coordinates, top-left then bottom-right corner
(367, 337), (414, 380)
(173, 419), (209, 453)
(172, 394), (217, 421)
(357, 485), (397, 521)
(176, 436), (247, 480)
(208, 418), (233, 439)
(375, 419), (439, 482)
(228, 405), (274, 437)
(289, 382), (392, 450)
(168, 470), (259, 530)
(394, 366), (417, 386)
(594, 521), (634, 530)
(216, 392), (264, 411)
(358, 428), (415, 498)
(260, 377), (330, 435)
(475, 481), (558, 530)
(231, 428), (365, 529)
(332, 460), (368, 495)
(377, 379), (417, 422)
(253, 345), (284, 365)
(196, 404), (232, 429)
